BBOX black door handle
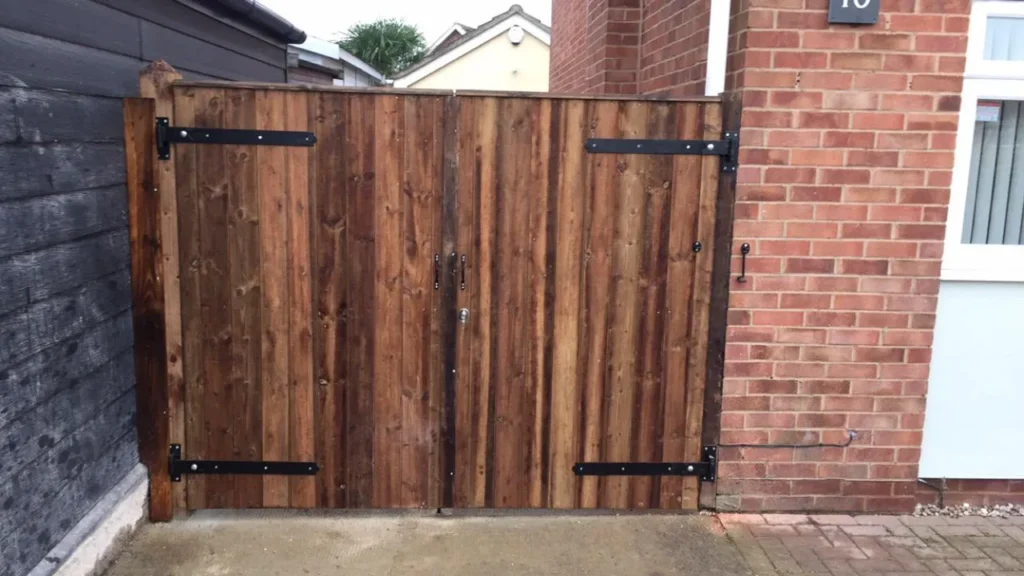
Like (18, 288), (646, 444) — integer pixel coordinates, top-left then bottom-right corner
(434, 254), (440, 290)
(738, 243), (750, 283)
(460, 254), (466, 291)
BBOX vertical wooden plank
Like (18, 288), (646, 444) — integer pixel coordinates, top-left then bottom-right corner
(478, 99), (501, 509)
(455, 97), (498, 508)
(173, 86), (206, 512)
(439, 95), (459, 509)
(658, 102), (704, 509)
(702, 92), (741, 509)
(631, 102), (675, 509)
(524, 99), (553, 507)
(548, 100), (587, 509)
(138, 62), (183, 518)
(491, 98), (532, 508)
(577, 101), (618, 509)
(192, 88), (233, 508)
(285, 91), (316, 508)
(312, 92), (344, 508)
(600, 101), (649, 509)
(429, 98), (447, 511)
(373, 94), (404, 507)
(680, 102), (722, 510)
(452, 97), (475, 508)
(123, 97), (171, 521)
(256, 90), (290, 508)
(346, 94), (376, 508)
(223, 88), (262, 508)
(401, 95), (439, 508)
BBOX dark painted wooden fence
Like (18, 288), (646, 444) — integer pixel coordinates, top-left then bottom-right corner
(126, 72), (724, 519)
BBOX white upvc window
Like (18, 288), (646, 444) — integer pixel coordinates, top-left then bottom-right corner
(944, 1), (1024, 282)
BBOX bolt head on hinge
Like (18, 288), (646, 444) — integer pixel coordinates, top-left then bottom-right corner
(693, 241), (702, 253)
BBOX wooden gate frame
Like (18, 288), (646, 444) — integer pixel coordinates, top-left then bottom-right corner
(124, 63), (741, 520)
(700, 92), (741, 509)
(124, 62), (183, 521)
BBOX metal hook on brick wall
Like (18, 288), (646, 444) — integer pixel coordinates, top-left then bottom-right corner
(737, 243), (750, 283)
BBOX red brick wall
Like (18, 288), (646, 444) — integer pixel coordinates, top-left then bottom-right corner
(918, 480), (1024, 508)
(639, 0), (711, 95)
(550, 0), (590, 91)
(550, 0), (644, 94)
(716, 0), (970, 513)
(550, 0), (712, 96)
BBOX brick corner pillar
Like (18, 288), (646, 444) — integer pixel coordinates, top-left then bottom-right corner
(551, 0), (643, 94)
(717, 0), (970, 513)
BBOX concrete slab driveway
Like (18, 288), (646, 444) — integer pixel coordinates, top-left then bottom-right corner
(103, 511), (757, 576)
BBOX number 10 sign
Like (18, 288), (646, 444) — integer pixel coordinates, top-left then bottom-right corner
(828, 0), (879, 24)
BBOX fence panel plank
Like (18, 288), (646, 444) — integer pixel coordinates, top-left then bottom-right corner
(285, 91), (316, 508)
(372, 95), (404, 507)
(223, 88), (262, 508)
(255, 89), (289, 508)
(192, 88), (233, 508)
(453, 97), (499, 508)
(173, 86), (206, 511)
(490, 98), (534, 508)
(657, 102), (705, 509)
(547, 99), (588, 508)
(600, 101), (649, 509)
(578, 101), (619, 509)
(524, 99), (554, 508)
(310, 92), (339, 508)
(400, 95), (443, 508)
(343, 94), (377, 508)
(631, 102), (675, 509)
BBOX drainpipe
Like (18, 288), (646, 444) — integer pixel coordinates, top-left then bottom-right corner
(705, 0), (731, 96)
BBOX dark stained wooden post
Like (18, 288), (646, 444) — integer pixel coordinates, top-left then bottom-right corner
(126, 61), (182, 521)
(700, 92), (742, 510)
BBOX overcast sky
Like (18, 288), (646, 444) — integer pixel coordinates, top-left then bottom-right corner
(259, 0), (553, 46)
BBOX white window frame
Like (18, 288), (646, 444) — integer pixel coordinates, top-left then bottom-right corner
(944, 1), (1024, 282)
(965, 1), (1024, 80)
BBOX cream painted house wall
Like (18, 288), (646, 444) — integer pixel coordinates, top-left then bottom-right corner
(408, 33), (549, 92)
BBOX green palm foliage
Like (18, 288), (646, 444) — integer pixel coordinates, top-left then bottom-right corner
(338, 19), (428, 78)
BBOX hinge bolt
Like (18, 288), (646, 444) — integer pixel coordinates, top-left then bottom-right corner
(190, 464), (198, 471)
(180, 130), (188, 138)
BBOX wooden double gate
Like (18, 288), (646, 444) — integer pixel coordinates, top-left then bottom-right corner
(125, 73), (728, 519)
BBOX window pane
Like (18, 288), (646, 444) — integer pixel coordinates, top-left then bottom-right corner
(985, 17), (1024, 61)
(963, 100), (1024, 245)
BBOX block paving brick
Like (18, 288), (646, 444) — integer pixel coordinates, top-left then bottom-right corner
(721, 513), (1024, 575)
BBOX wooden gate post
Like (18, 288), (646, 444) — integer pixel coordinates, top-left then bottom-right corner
(125, 61), (183, 521)
(700, 92), (742, 510)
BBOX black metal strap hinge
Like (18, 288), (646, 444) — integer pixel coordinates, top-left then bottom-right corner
(169, 444), (320, 482)
(156, 117), (316, 160)
(585, 132), (739, 173)
(573, 446), (717, 481)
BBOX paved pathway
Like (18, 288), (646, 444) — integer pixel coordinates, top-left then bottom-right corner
(722, 513), (1024, 576)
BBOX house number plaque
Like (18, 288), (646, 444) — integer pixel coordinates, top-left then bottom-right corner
(828, 0), (879, 25)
